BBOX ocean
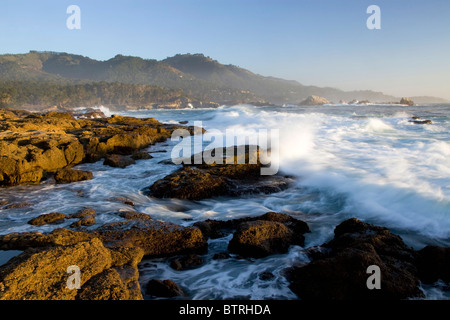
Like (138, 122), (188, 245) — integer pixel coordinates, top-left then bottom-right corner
(1, 103), (449, 299)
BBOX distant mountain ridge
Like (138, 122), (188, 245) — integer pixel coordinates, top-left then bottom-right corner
(0, 51), (447, 107)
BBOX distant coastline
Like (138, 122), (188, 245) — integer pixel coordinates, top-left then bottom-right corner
(0, 51), (447, 112)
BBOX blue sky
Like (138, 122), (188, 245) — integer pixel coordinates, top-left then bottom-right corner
(1, 0), (449, 99)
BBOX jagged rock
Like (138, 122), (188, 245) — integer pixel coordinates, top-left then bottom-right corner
(0, 109), (191, 186)
(103, 154), (136, 168)
(299, 95), (330, 106)
(107, 197), (135, 206)
(0, 212), (206, 300)
(228, 220), (301, 258)
(70, 216), (96, 228)
(131, 152), (153, 160)
(76, 268), (137, 300)
(259, 271), (275, 281)
(2, 202), (32, 210)
(28, 212), (67, 226)
(68, 208), (97, 219)
(94, 219), (207, 257)
(194, 212), (309, 241)
(416, 246), (450, 283)
(213, 252), (231, 260)
(0, 238), (113, 300)
(146, 146), (291, 200)
(170, 254), (204, 270)
(286, 218), (423, 300)
(400, 97), (414, 106)
(54, 168), (93, 183)
(117, 211), (152, 221)
(146, 279), (185, 297)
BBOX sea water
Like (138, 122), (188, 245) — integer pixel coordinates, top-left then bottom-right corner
(0, 104), (449, 299)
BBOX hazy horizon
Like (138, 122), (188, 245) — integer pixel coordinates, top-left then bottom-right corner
(1, 0), (449, 100)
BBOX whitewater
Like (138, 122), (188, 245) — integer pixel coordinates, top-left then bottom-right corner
(0, 103), (449, 299)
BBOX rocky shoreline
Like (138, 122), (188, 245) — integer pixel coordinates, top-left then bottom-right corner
(0, 108), (198, 186)
(1, 210), (449, 300)
(1, 108), (449, 300)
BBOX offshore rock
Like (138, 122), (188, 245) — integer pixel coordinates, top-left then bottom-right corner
(400, 97), (415, 106)
(299, 95), (330, 106)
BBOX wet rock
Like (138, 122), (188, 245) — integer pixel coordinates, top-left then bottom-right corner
(107, 196), (135, 206)
(70, 215), (96, 228)
(2, 202), (32, 210)
(170, 254), (204, 270)
(146, 279), (185, 298)
(409, 119), (432, 124)
(103, 154), (136, 168)
(0, 238), (113, 300)
(28, 212), (67, 226)
(131, 152), (153, 160)
(68, 208), (97, 219)
(146, 146), (291, 200)
(94, 219), (207, 257)
(76, 268), (136, 300)
(259, 271), (275, 281)
(213, 252), (231, 260)
(416, 246), (450, 284)
(194, 212), (309, 241)
(118, 211), (152, 221)
(0, 228), (96, 250)
(0, 218), (181, 300)
(54, 168), (93, 183)
(228, 220), (299, 258)
(0, 132), (85, 185)
(0, 109), (188, 186)
(286, 218), (423, 300)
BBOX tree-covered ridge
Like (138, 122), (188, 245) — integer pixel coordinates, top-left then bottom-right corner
(0, 81), (193, 109)
(0, 51), (447, 106)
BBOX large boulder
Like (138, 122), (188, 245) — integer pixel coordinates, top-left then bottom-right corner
(146, 279), (185, 298)
(228, 220), (299, 258)
(416, 246), (450, 284)
(146, 146), (291, 200)
(0, 238), (113, 300)
(194, 212), (309, 241)
(54, 168), (93, 183)
(94, 218), (207, 257)
(103, 154), (136, 168)
(286, 218), (423, 300)
(28, 212), (67, 226)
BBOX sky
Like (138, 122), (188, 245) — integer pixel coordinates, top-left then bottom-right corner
(1, 0), (449, 99)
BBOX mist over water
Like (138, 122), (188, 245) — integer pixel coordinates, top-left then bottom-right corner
(1, 103), (449, 299)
